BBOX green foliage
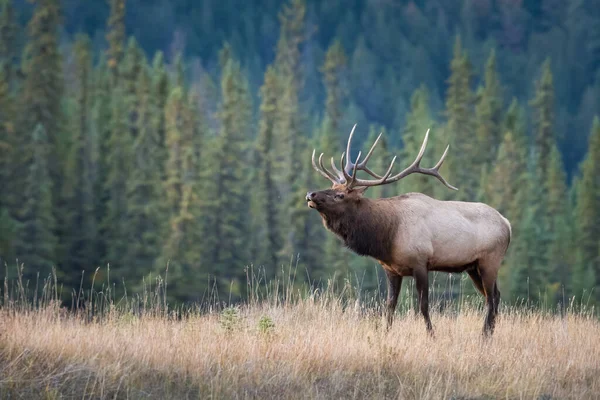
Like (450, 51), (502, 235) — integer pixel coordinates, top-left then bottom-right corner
(530, 59), (556, 184)
(444, 36), (476, 200)
(219, 306), (241, 333)
(106, 0), (126, 82)
(62, 34), (97, 286)
(4, 0), (600, 309)
(15, 124), (57, 280)
(257, 315), (275, 335)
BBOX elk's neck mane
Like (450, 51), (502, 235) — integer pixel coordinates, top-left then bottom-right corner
(321, 198), (399, 264)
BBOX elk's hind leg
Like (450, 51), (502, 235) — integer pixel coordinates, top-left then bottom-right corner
(385, 270), (402, 329)
(479, 261), (500, 336)
(466, 263), (486, 297)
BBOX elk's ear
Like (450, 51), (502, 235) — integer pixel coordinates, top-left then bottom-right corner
(351, 186), (368, 196)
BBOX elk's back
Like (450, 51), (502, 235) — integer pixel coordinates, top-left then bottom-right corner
(386, 193), (511, 269)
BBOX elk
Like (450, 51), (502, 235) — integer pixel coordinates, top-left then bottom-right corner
(306, 125), (511, 336)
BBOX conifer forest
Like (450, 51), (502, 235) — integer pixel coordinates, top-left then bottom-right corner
(1, 0), (600, 308)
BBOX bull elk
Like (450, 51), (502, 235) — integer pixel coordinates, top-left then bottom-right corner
(306, 125), (511, 336)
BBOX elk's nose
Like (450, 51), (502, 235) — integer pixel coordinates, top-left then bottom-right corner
(306, 192), (316, 201)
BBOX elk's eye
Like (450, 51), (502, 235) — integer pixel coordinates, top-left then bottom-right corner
(335, 193), (345, 200)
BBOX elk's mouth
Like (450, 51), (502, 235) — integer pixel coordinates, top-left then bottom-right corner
(307, 200), (317, 209)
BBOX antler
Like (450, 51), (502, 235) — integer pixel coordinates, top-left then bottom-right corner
(311, 124), (458, 191)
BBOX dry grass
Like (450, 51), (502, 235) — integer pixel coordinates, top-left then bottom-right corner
(1, 294), (600, 399)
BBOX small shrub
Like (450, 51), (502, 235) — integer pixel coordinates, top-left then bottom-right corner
(257, 315), (275, 335)
(219, 306), (240, 333)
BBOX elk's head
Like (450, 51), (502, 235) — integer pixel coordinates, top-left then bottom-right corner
(307, 124), (458, 214)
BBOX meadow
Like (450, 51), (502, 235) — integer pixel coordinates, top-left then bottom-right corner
(1, 269), (599, 399)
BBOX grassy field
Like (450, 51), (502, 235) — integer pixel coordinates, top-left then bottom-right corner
(1, 271), (599, 399)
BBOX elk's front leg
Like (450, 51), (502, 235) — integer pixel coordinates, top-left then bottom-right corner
(385, 271), (402, 329)
(413, 267), (433, 334)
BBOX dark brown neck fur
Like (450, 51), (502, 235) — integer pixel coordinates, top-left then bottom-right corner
(320, 198), (398, 264)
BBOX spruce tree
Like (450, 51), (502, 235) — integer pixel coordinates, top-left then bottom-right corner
(545, 144), (571, 300)
(15, 124), (57, 281)
(530, 58), (556, 184)
(402, 85), (437, 196)
(573, 117), (600, 299)
(151, 51), (169, 169)
(125, 65), (165, 286)
(106, 0), (126, 84)
(20, 0), (63, 202)
(474, 49), (503, 166)
(199, 58), (252, 295)
(444, 36), (475, 200)
(63, 34), (97, 287)
(101, 84), (132, 271)
(253, 66), (282, 278)
(164, 86), (186, 217)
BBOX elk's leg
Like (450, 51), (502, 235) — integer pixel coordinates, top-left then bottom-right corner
(479, 266), (499, 336)
(413, 268), (433, 334)
(466, 267), (486, 297)
(493, 282), (501, 315)
(385, 271), (402, 329)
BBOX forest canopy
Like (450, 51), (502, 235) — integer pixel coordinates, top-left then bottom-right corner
(1, 0), (599, 307)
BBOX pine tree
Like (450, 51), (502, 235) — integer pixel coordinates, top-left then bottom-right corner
(151, 51), (169, 169)
(402, 85), (438, 196)
(253, 66), (282, 277)
(320, 39), (347, 150)
(19, 0), (63, 201)
(474, 49), (503, 166)
(124, 64), (165, 286)
(163, 86), (187, 217)
(122, 37), (144, 139)
(199, 58), (252, 295)
(509, 168), (550, 304)
(573, 117), (600, 299)
(364, 124), (392, 200)
(544, 144), (571, 301)
(15, 124), (57, 281)
(101, 84), (132, 270)
(63, 34), (98, 287)
(273, 0), (308, 267)
(106, 0), (126, 83)
(161, 145), (206, 303)
(444, 36), (475, 200)
(530, 58), (556, 184)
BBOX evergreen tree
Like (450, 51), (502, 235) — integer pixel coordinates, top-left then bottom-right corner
(19, 0), (63, 201)
(509, 168), (550, 304)
(530, 58), (556, 184)
(545, 144), (571, 300)
(124, 65), (165, 286)
(101, 84), (132, 270)
(15, 124), (57, 281)
(122, 37), (144, 139)
(402, 85), (437, 196)
(573, 117), (600, 299)
(364, 124), (392, 200)
(199, 58), (252, 295)
(253, 66), (282, 278)
(63, 34), (97, 287)
(320, 39), (347, 151)
(272, 0), (308, 266)
(474, 49), (503, 166)
(151, 51), (169, 168)
(444, 36), (475, 200)
(163, 86), (186, 217)
(106, 0), (126, 83)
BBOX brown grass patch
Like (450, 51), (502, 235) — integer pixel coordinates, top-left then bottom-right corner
(1, 298), (599, 399)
